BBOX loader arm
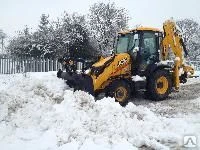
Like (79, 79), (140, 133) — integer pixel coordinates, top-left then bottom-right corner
(161, 20), (194, 90)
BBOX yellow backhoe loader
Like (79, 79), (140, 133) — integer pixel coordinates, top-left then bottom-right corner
(57, 19), (194, 106)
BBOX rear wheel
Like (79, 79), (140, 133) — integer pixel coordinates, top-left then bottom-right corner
(107, 80), (131, 106)
(147, 70), (172, 101)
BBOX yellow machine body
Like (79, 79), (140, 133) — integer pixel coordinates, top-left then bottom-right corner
(162, 20), (194, 90)
(91, 53), (132, 91)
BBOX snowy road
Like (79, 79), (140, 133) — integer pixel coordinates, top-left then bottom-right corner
(132, 81), (200, 117)
(0, 72), (200, 150)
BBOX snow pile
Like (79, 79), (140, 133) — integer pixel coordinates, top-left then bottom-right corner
(132, 75), (146, 82)
(0, 72), (200, 150)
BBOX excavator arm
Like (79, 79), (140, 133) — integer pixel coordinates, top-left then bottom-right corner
(161, 19), (194, 90)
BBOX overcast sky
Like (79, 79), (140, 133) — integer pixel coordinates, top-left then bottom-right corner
(0, 0), (200, 37)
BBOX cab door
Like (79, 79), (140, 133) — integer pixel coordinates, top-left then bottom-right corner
(139, 31), (159, 71)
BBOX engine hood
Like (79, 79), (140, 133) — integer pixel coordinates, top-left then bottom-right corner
(92, 56), (114, 68)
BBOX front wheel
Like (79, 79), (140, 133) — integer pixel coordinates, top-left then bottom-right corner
(147, 70), (172, 101)
(107, 80), (131, 106)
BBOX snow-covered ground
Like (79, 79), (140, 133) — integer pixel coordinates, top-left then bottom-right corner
(0, 72), (200, 150)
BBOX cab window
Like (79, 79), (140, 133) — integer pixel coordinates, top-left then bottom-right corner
(116, 34), (129, 53)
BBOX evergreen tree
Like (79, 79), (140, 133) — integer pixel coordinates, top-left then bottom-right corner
(7, 26), (32, 57)
(59, 12), (98, 59)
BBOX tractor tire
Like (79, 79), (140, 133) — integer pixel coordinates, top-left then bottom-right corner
(107, 80), (131, 106)
(147, 70), (172, 101)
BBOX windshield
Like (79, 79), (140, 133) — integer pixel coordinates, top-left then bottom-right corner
(115, 33), (139, 54)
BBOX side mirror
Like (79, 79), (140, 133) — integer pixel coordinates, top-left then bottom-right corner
(134, 34), (139, 40)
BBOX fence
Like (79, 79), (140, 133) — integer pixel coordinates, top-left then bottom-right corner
(0, 55), (200, 74)
(0, 56), (62, 74)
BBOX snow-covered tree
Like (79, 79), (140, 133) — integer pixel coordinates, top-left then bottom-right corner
(55, 12), (98, 58)
(176, 18), (200, 60)
(89, 2), (129, 54)
(7, 26), (32, 57)
(34, 14), (54, 58)
(0, 29), (7, 53)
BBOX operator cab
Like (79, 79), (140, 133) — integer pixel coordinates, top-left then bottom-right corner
(115, 27), (163, 75)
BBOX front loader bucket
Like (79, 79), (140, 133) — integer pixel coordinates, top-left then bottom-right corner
(57, 69), (94, 95)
